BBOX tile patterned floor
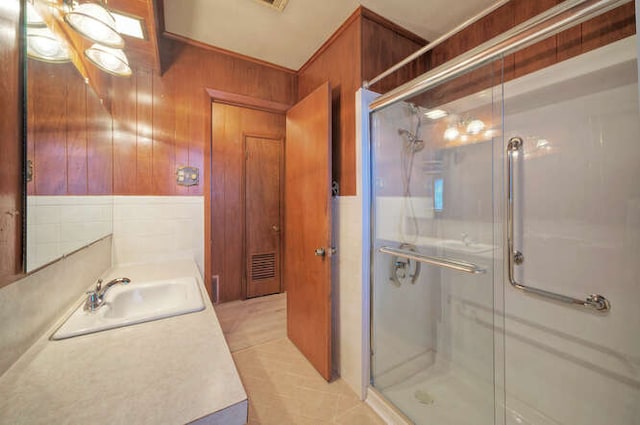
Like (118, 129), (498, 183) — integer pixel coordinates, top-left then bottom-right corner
(215, 294), (385, 425)
(215, 293), (287, 352)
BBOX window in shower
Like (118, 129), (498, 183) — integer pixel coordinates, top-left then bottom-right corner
(434, 178), (443, 212)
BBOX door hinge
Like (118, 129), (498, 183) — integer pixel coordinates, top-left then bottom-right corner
(26, 160), (33, 182)
(332, 180), (339, 197)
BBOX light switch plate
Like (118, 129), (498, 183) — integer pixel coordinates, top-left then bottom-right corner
(176, 166), (199, 186)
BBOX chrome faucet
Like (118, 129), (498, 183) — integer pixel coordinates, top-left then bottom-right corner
(84, 277), (131, 312)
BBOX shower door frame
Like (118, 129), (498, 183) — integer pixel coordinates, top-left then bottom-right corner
(359, 87), (427, 425)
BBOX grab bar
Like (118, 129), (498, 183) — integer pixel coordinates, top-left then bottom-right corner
(379, 246), (486, 274)
(506, 137), (611, 312)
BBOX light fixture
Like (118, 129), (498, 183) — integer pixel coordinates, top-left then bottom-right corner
(466, 119), (486, 134)
(424, 109), (448, 120)
(85, 43), (131, 76)
(442, 115), (491, 143)
(27, 26), (70, 63)
(64, 2), (124, 48)
(523, 137), (554, 159)
(444, 126), (459, 141)
(253, 0), (289, 12)
(536, 138), (551, 149)
(111, 11), (145, 40)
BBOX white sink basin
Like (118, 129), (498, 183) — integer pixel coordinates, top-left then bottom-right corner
(439, 239), (494, 254)
(52, 276), (205, 340)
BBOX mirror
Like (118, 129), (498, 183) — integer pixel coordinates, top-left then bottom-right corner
(25, 57), (114, 272)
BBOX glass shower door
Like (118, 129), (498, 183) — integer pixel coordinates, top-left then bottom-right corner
(370, 60), (504, 425)
(501, 36), (640, 425)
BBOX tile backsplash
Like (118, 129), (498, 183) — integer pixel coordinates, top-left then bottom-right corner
(27, 196), (113, 271)
(112, 196), (204, 275)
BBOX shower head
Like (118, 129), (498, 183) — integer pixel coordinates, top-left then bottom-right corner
(398, 128), (412, 139)
(408, 103), (420, 115)
(398, 128), (425, 152)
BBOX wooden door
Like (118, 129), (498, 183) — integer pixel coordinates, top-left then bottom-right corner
(211, 103), (286, 302)
(285, 82), (333, 381)
(245, 136), (283, 298)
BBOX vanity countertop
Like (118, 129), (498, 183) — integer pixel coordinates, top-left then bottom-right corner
(0, 259), (247, 425)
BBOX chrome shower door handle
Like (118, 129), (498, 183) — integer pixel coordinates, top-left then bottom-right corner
(379, 246), (486, 274)
(506, 137), (610, 312)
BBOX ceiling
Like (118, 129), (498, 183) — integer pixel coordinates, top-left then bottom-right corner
(162, 0), (497, 70)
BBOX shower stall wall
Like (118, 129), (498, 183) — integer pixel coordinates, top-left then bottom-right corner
(367, 13), (639, 425)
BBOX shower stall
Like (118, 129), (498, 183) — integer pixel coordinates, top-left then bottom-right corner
(366, 1), (639, 424)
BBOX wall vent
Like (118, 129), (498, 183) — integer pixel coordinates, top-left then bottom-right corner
(253, 0), (289, 12)
(250, 253), (276, 281)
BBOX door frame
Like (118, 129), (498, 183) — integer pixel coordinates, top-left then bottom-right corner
(205, 88), (291, 303)
(241, 133), (285, 299)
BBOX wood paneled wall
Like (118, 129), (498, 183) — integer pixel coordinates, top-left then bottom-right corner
(298, 13), (362, 197)
(27, 61), (113, 196)
(425, 1), (636, 106)
(298, 7), (428, 196)
(28, 40), (297, 197)
(361, 10), (430, 94)
(0, 0), (25, 285)
(111, 41), (296, 196)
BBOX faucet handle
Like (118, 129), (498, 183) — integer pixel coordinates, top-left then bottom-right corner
(95, 279), (103, 291)
(84, 290), (98, 312)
